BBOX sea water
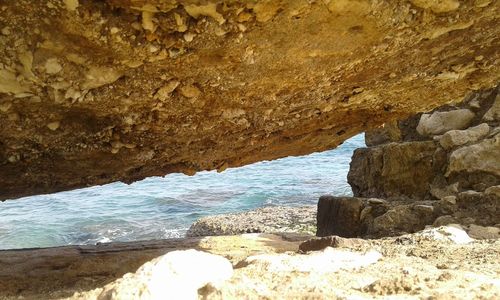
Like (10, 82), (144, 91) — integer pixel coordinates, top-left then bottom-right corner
(0, 134), (365, 249)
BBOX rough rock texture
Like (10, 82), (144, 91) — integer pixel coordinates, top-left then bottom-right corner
(186, 205), (316, 237)
(350, 85), (500, 200)
(1, 0), (499, 200)
(328, 86), (499, 238)
(70, 226), (500, 300)
(0, 233), (304, 299)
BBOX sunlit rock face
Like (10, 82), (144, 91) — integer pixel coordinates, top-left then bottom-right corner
(1, 0), (499, 200)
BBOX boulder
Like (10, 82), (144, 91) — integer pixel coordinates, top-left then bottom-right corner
(348, 141), (440, 199)
(438, 123), (490, 149)
(364, 121), (401, 147)
(466, 224), (500, 240)
(316, 196), (365, 238)
(447, 133), (500, 177)
(416, 109), (475, 137)
(483, 94), (500, 122)
(81, 250), (233, 300)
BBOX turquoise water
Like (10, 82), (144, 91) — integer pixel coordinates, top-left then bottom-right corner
(0, 135), (365, 249)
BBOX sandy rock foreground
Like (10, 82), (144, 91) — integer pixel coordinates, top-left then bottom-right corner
(66, 225), (499, 300)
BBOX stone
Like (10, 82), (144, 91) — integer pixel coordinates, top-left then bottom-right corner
(467, 224), (500, 239)
(45, 58), (63, 74)
(316, 196), (365, 238)
(418, 225), (473, 244)
(242, 247), (382, 273)
(187, 206), (316, 237)
(364, 121), (401, 147)
(63, 0), (79, 11)
(84, 249), (233, 300)
(299, 236), (369, 252)
(348, 141), (439, 199)
(433, 215), (458, 227)
(416, 109), (475, 137)
(484, 185), (500, 198)
(371, 205), (434, 236)
(439, 123), (490, 150)
(1, 0), (499, 200)
(447, 133), (500, 177)
(483, 94), (499, 121)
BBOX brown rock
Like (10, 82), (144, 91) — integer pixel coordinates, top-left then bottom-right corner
(316, 196), (365, 238)
(1, 0), (499, 200)
(348, 141), (440, 199)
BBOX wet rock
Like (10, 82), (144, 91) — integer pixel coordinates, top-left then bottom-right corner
(316, 196), (364, 238)
(416, 109), (475, 137)
(438, 123), (490, 150)
(299, 236), (369, 252)
(187, 206), (316, 237)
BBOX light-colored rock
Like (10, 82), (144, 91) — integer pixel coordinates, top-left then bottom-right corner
(439, 123), (490, 149)
(81, 66), (123, 90)
(243, 247), (382, 273)
(417, 109), (475, 137)
(447, 133), (500, 177)
(187, 206), (316, 237)
(87, 250), (233, 300)
(484, 185), (500, 197)
(467, 224), (500, 239)
(63, 0), (79, 11)
(483, 94), (500, 121)
(419, 225), (473, 244)
(45, 58), (63, 74)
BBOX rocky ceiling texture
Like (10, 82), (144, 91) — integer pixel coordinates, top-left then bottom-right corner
(0, 0), (498, 200)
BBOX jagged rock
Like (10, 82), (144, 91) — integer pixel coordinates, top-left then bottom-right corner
(1, 0), (499, 200)
(348, 141), (440, 199)
(416, 109), (475, 137)
(365, 121), (401, 147)
(438, 123), (490, 150)
(483, 94), (500, 121)
(447, 133), (500, 177)
(186, 206), (316, 237)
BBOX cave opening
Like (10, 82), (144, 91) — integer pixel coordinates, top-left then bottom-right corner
(0, 135), (365, 250)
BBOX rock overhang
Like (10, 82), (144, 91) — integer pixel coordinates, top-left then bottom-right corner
(0, 0), (499, 200)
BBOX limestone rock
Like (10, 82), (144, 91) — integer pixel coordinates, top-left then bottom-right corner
(439, 123), (490, 149)
(78, 250), (233, 300)
(467, 224), (500, 240)
(242, 247), (382, 273)
(447, 133), (500, 177)
(483, 94), (500, 121)
(364, 121), (401, 147)
(417, 225), (473, 244)
(187, 205), (316, 237)
(416, 109), (475, 137)
(348, 141), (439, 199)
(1, 0), (499, 200)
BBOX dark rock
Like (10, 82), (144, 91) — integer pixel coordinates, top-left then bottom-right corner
(365, 121), (401, 147)
(316, 196), (365, 238)
(299, 236), (368, 252)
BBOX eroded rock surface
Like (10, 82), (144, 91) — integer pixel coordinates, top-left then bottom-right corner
(1, 0), (499, 200)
